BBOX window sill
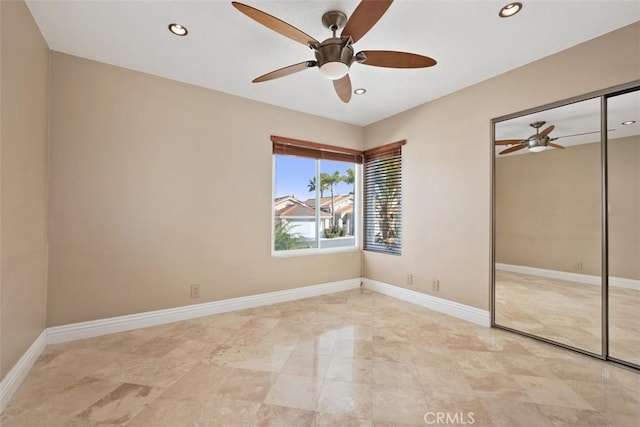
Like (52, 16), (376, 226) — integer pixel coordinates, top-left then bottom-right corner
(363, 249), (402, 256)
(272, 246), (361, 258)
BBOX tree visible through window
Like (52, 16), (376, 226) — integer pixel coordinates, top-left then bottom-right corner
(272, 136), (361, 253)
(363, 141), (405, 255)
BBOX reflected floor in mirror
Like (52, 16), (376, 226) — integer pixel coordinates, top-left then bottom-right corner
(2, 289), (639, 426)
(495, 270), (640, 365)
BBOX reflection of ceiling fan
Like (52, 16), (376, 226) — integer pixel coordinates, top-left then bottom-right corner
(232, 1), (437, 103)
(495, 121), (566, 155)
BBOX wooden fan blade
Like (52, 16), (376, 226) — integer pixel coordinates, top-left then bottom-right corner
(333, 74), (352, 103)
(252, 61), (316, 83)
(499, 145), (525, 155)
(539, 125), (555, 138)
(341, 0), (393, 43)
(548, 143), (565, 149)
(232, 2), (318, 46)
(358, 50), (437, 68)
(495, 139), (523, 146)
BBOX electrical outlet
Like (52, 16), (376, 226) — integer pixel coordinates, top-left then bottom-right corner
(406, 274), (413, 285)
(576, 262), (583, 271)
(190, 284), (200, 298)
(432, 279), (440, 291)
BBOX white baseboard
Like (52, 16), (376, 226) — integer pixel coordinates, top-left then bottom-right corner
(362, 278), (490, 327)
(47, 278), (361, 344)
(611, 276), (640, 291)
(495, 263), (640, 291)
(0, 330), (47, 413)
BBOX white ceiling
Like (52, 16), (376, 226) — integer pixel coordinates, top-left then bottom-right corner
(26, 0), (640, 126)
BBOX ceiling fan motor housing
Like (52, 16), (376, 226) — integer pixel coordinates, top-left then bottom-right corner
(526, 136), (549, 150)
(527, 121), (549, 149)
(313, 37), (354, 79)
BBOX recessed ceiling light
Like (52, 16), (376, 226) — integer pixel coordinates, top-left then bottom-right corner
(168, 23), (188, 36)
(622, 120), (636, 125)
(354, 88), (366, 95)
(499, 2), (523, 18)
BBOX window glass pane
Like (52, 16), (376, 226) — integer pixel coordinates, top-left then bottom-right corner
(318, 160), (356, 249)
(274, 155), (317, 251)
(274, 154), (357, 253)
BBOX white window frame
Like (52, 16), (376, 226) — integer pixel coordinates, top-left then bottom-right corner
(271, 155), (361, 257)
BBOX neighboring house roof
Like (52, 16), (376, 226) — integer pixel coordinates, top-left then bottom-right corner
(276, 203), (314, 218)
(274, 195), (300, 211)
(304, 195), (352, 208)
(274, 196), (334, 219)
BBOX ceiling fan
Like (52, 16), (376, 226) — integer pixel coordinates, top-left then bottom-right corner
(232, 0), (437, 103)
(496, 121), (568, 155)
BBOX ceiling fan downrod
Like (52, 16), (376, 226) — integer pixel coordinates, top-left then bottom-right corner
(321, 10), (347, 38)
(530, 121), (546, 134)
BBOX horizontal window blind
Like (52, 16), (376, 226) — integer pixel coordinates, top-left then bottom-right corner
(363, 140), (405, 255)
(272, 135), (363, 164)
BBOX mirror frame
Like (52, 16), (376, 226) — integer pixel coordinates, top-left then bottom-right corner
(490, 79), (640, 369)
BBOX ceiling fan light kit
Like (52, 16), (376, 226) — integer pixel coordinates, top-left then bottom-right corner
(314, 11), (354, 80)
(319, 61), (349, 80)
(231, 0), (437, 103)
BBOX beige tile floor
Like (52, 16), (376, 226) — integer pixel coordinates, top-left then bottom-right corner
(495, 270), (640, 365)
(2, 288), (639, 426)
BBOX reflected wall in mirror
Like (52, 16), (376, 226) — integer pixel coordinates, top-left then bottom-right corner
(494, 98), (603, 354)
(607, 89), (640, 366)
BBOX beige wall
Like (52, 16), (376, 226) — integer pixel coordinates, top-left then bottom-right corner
(362, 22), (640, 310)
(495, 142), (602, 276)
(496, 136), (639, 280)
(0, 0), (50, 378)
(609, 136), (640, 280)
(47, 53), (363, 326)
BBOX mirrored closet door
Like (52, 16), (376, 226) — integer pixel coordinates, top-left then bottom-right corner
(493, 98), (603, 356)
(607, 89), (640, 367)
(492, 82), (640, 369)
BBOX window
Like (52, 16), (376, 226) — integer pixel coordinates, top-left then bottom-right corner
(363, 141), (405, 255)
(272, 136), (361, 253)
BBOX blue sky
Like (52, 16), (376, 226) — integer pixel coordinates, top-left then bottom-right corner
(275, 155), (354, 200)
